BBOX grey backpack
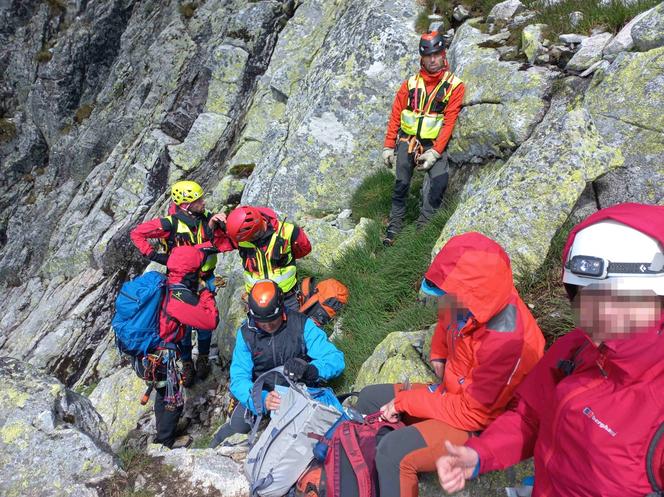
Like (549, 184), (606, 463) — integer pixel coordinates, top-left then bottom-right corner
(244, 367), (341, 497)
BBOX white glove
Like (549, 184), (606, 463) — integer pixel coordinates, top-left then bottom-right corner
(415, 148), (441, 171)
(382, 147), (396, 168)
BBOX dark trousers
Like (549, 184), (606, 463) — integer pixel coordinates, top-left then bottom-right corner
(179, 327), (212, 362)
(210, 402), (253, 447)
(346, 384), (469, 497)
(133, 355), (183, 448)
(387, 140), (449, 235)
(154, 387), (183, 448)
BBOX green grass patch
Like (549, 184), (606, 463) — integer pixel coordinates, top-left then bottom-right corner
(74, 381), (98, 397)
(330, 212), (452, 390)
(191, 418), (225, 449)
(350, 169), (424, 224)
(467, 0), (507, 16)
(118, 446), (153, 472)
(178, 2), (197, 19)
(416, 10), (433, 33)
(313, 171), (457, 390)
(35, 49), (53, 63)
(415, 0), (453, 33)
(523, 0), (660, 36)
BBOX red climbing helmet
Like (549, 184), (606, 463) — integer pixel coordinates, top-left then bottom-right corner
(226, 206), (267, 243)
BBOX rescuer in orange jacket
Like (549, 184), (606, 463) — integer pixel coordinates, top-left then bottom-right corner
(382, 31), (465, 245)
(353, 232), (545, 497)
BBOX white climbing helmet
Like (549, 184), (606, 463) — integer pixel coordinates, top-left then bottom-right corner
(563, 219), (664, 296)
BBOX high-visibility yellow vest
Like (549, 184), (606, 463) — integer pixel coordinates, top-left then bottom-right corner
(160, 212), (217, 273)
(400, 71), (462, 140)
(238, 221), (297, 293)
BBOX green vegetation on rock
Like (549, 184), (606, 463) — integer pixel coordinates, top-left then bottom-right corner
(0, 118), (17, 143)
(523, 0), (662, 36)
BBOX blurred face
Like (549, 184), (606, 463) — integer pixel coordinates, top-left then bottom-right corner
(574, 287), (662, 344)
(256, 315), (284, 334)
(187, 197), (206, 214)
(422, 51), (445, 74)
(437, 292), (469, 317)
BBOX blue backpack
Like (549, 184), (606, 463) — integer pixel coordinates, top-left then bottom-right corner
(112, 271), (166, 356)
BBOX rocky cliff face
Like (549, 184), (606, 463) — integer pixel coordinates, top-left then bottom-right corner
(1, 0), (300, 385)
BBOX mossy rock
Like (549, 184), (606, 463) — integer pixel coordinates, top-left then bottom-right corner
(435, 79), (623, 279)
(354, 331), (438, 390)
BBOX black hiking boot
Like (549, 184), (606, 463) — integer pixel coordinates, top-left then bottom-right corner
(382, 229), (398, 247)
(181, 360), (195, 388)
(195, 355), (210, 381)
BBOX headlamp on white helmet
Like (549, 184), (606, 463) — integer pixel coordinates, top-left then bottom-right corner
(563, 220), (664, 297)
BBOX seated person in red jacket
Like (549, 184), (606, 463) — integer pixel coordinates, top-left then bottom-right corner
(133, 245), (219, 448)
(350, 232), (545, 497)
(223, 206), (312, 309)
(437, 203), (664, 497)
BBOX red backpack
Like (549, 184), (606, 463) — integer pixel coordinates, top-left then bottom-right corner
(295, 413), (404, 497)
(299, 277), (349, 326)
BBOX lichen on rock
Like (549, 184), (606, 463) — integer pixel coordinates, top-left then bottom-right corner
(435, 78), (624, 277)
(354, 330), (438, 390)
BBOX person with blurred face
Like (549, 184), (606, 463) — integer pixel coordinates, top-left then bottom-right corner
(346, 232), (545, 497)
(209, 279), (344, 448)
(381, 31), (465, 246)
(436, 203), (664, 497)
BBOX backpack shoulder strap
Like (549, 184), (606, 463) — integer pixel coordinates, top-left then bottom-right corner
(647, 421), (664, 495)
(338, 423), (372, 497)
(247, 366), (303, 445)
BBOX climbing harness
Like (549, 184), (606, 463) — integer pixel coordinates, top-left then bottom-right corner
(137, 346), (184, 409)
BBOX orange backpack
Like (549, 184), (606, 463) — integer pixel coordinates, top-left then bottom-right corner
(295, 462), (326, 497)
(298, 277), (349, 326)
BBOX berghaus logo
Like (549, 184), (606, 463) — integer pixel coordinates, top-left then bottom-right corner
(583, 407), (617, 437)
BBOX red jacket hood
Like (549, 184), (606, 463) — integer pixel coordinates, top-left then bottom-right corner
(425, 232), (514, 323)
(166, 245), (205, 284)
(563, 203), (664, 376)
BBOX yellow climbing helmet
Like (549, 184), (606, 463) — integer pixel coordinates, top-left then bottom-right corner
(171, 180), (204, 205)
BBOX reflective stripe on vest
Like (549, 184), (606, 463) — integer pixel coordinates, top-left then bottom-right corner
(399, 72), (462, 140)
(162, 214), (217, 273)
(239, 221), (297, 293)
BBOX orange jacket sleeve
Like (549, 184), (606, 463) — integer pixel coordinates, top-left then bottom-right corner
(429, 315), (449, 362)
(383, 81), (409, 149)
(432, 82), (464, 154)
(394, 328), (524, 431)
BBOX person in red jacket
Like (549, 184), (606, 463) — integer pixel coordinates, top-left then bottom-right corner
(224, 205), (312, 309)
(350, 232), (544, 497)
(133, 245), (219, 448)
(382, 31), (465, 245)
(131, 180), (227, 384)
(437, 203), (664, 497)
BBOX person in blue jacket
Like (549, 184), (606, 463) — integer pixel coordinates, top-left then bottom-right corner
(210, 279), (345, 447)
